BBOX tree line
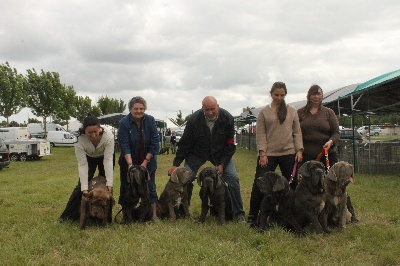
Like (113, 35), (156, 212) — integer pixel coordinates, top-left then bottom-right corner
(0, 61), (126, 127)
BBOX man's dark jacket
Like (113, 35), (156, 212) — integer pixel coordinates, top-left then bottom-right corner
(173, 108), (236, 170)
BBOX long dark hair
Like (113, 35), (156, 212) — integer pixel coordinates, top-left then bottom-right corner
(299, 85), (323, 119)
(270, 81), (287, 124)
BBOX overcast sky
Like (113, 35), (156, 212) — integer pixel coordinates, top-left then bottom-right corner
(2, 0), (399, 128)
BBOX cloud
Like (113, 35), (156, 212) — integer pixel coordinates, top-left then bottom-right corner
(2, 0), (400, 127)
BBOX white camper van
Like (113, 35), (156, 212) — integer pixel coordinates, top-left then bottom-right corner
(0, 127), (30, 141)
(46, 131), (77, 147)
(28, 123), (66, 134)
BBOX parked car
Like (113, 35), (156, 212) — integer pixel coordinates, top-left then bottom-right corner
(357, 126), (381, 136)
(69, 130), (80, 137)
(174, 130), (184, 143)
(340, 129), (363, 141)
(0, 138), (10, 170)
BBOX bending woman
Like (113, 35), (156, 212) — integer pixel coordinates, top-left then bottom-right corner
(57, 115), (114, 222)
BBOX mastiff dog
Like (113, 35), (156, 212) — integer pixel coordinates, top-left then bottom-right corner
(257, 172), (304, 234)
(120, 165), (151, 224)
(80, 175), (115, 229)
(158, 167), (192, 221)
(324, 161), (354, 229)
(197, 167), (233, 224)
(294, 160), (329, 234)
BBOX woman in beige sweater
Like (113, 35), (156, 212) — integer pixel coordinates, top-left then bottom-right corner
(247, 82), (303, 227)
(57, 115), (114, 223)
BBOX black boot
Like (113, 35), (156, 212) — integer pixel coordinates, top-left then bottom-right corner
(347, 195), (359, 223)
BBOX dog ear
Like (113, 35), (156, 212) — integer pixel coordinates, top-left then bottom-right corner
(170, 167), (183, 183)
(272, 176), (287, 192)
(197, 173), (203, 186)
(298, 161), (311, 178)
(327, 162), (339, 182)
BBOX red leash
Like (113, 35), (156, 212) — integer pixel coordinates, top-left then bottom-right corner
(316, 147), (330, 173)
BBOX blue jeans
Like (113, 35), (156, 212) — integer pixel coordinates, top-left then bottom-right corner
(184, 159), (245, 219)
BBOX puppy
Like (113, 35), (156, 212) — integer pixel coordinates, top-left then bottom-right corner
(158, 167), (192, 221)
(160, 147), (170, 155)
(121, 165), (151, 224)
(257, 172), (304, 234)
(197, 167), (233, 224)
(294, 161), (329, 234)
(80, 175), (115, 229)
(324, 161), (354, 229)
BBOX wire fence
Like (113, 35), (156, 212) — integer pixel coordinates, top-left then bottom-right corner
(236, 133), (400, 175)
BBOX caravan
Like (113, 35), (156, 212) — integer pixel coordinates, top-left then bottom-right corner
(5, 139), (51, 161)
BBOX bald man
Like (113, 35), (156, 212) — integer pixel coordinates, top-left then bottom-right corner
(168, 96), (245, 222)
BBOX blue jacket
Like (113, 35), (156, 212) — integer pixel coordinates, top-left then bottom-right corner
(118, 113), (159, 173)
(173, 108), (236, 170)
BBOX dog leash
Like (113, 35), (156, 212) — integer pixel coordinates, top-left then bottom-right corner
(316, 147), (330, 173)
(289, 161), (298, 185)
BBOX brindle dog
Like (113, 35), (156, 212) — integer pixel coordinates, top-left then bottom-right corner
(324, 161), (354, 229)
(80, 175), (115, 229)
(158, 167), (192, 221)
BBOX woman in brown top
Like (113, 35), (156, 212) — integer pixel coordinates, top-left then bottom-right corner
(297, 84), (340, 162)
(298, 84), (358, 223)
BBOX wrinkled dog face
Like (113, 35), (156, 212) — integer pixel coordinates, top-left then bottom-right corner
(127, 165), (149, 197)
(170, 167), (192, 191)
(257, 172), (289, 203)
(327, 161), (354, 189)
(87, 189), (114, 218)
(197, 167), (221, 194)
(298, 161), (326, 194)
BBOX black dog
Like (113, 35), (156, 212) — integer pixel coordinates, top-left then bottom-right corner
(295, 160), (329, 234)
(158, 167), (192, 221)
(120, 165), (151, 223)
(80, 175), (115, 229)
(257, 172), (304, 234)
(160, 147), (170, 155)
(197, 167), (233, 224)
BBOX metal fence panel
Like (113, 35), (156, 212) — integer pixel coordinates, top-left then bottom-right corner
(236, 134), (400, 175)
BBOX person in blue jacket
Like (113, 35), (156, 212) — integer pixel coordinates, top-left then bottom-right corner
(118, 96), (160, 222)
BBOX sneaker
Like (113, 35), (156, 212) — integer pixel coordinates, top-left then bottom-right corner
(152, 216), (161, 223)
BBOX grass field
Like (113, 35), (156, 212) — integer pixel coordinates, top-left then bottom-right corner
(0, 146), (399, 265)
